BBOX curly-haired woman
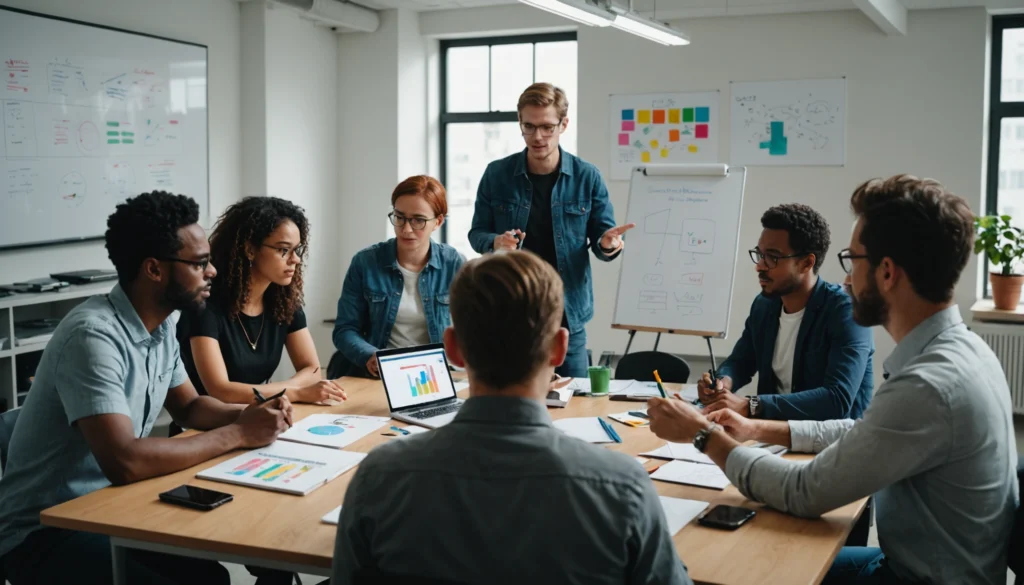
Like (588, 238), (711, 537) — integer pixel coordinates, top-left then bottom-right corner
(177, 196), (346, 407)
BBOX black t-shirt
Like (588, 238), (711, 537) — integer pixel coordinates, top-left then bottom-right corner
(177, 298), (307, 396)
(524, 170), (560, 270)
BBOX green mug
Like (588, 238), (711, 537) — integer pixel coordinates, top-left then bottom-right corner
(588, 366), (611, 396)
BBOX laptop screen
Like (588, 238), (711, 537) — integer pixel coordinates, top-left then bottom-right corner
(378, 344), (457, 411)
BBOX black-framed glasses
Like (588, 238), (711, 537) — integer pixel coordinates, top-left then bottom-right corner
(261, 244), (306, 259)
(520, 121), (562, 137)
(160, 257), (210, 271)
(749, 248), (807, 269)
(388, 212), (437, 231)
(837, 249), (870, 274)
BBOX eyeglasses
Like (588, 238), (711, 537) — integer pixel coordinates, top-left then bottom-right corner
(262, 244), (306, 259)
(837, 249), (870, 274)
(520, 121), (562, 137)
(749, 248), (807, 269)
(388, 212), (437, 231)
(161, 257), (210, 271)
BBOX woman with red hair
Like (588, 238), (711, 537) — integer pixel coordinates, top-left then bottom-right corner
(330, 176), (465, 378)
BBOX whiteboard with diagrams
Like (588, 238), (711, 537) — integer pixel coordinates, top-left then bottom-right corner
(612, 164), (746, 338)
(1, 7), (208, 250)
(608, 91), (720, 181)
(729, 78), (845, 167)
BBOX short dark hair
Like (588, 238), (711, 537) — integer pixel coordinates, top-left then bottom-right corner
(105, 191), (200, 284)
(760, 204), (831, 273)
(449, 250), (563, 390)
(850, 174), (973, 304)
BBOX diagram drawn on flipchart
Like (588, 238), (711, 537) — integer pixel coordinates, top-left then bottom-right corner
(635, 207), (715, 314)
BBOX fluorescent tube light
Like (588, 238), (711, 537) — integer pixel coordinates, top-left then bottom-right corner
(518, 0), (614, 27)
(608, 7), (689, 45)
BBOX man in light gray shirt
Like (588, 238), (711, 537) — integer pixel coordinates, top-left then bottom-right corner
(646, 174), (1018, 584)
(332, 250), (691, 585)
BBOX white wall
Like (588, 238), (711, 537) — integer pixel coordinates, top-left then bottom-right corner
(575, 8), (988, 385)
(0, 0), (242, 281)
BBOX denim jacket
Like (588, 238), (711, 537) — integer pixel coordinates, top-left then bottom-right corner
(718, 278), (875, 421)
(333, 239), (464, 368)
(468, 148), (620, 333)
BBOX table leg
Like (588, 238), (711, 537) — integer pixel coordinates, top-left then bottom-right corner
(111, 539), (127, 585)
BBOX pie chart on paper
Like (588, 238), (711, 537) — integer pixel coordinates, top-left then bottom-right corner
(308, 426), (344, 436)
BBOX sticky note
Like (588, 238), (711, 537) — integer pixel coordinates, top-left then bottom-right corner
(669, 129), (680, 142)
(618, 133), (630, 146)
(696, 124), (709, 139)
(653, 110), (666, 124)
(668, 109), (681, 124)
(622, 120), (635, 131)
(650, 139), (659, 148)
(660, 148), (669, 158)
(683, 108), (695, 123)
(622, 109), (635, 121)
(688, 144), (699, 153)
(638, 110), (651, 124)
(641, 151), (651, 163)
(695, 107), (710, 123)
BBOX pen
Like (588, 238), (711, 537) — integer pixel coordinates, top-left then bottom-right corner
(628, 410), (650, 419)
(652, 370), (668, 399)
(598, 418), (622, 443)
(265, 389), (287, 402)
(647, 462), (664, 475)
(390, 425), (410, 436)
(252, 387), (266, 403)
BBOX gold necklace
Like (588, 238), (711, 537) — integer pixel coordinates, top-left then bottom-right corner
(238, 313), (265, 352)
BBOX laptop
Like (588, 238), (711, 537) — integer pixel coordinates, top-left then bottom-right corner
(377, 344), (463, 429)
(50, 269), (118, 284)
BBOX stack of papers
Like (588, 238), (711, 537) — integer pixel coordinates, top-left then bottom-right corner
(279, 414), (390, 449)
(545, 384), (573, 408)
(197, 441), (366, 496)
(650, 460), (730, 490)
(659, 496), (710, 535)
(553, 417), (621, 443)
(641, 442), (713, 464)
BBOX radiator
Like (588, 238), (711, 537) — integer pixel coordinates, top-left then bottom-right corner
(971, 322), (1024, 415)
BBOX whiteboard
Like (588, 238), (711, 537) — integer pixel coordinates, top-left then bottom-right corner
(608, 91), (720, 181)
(612, 164), (746, 338)
(729, 78), (845, 167)
(1, 7), (208, 250)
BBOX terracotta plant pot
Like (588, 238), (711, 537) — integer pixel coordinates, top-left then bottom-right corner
(990, 273), (1024, 310)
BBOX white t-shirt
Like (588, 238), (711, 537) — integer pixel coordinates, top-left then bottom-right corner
(771, 307), (805, 394)
(387, 265), (431, 349)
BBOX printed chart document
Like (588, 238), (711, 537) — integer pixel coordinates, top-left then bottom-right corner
(321, 505), (343, 525)
(553, 417), (616, 443)
(642, 442), (713, 464)
(650, 460), (731, 490)
(279, 414), (390, 449)
(197, 441), (366, 496)
(659, 496), (710, 535)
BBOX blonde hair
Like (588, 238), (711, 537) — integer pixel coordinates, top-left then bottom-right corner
(517, 82), (569, 121)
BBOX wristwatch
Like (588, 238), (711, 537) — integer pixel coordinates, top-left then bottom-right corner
(693, 423), (721, 453)
(748, 396), (762, 418)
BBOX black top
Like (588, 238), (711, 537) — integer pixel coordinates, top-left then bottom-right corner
(177, 298), (307, 396)
(524, 170), (560, 270)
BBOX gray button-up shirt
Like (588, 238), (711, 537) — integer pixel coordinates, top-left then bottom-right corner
(725, 306), (1019, 584)
(332, 396), (692, 585)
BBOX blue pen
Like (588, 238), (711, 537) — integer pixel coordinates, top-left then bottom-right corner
(598, 418), (622, 443)
(390, 425), (410, 436)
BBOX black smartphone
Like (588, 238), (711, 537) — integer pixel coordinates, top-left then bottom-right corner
(159, 485), (233, 511)
(697, 505), (756, 530)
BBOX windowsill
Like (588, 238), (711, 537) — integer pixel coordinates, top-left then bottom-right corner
(971, 299), (1024, 323)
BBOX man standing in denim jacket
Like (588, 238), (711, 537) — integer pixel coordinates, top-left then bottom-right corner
(468, 83), (635, 377)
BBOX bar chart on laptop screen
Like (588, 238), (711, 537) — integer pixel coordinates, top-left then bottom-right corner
(404, 364), (441, 397)
(381, 348), (456, 409)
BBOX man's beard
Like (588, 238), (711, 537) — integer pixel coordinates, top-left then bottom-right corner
(759, 271), (800, 299)
(848, 276), (888, 327)
(162, 273), (208, 312)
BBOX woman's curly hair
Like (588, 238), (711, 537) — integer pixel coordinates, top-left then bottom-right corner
(209, 196), (309, 324)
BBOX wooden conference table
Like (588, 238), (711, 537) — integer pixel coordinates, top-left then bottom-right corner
(41, 377), (866, 585)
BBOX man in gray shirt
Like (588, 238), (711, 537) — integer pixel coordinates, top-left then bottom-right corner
(332, 250), (691, 585)
(646, 174), (1019, 584)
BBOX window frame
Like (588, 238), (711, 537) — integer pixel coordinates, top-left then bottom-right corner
(985, 15), (1024, 296)
(438, 32), (577, 244)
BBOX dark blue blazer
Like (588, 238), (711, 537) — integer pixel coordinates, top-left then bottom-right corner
(718, 278), (874, 420)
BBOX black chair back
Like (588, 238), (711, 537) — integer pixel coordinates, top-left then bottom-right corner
(614, 351), (691, 383)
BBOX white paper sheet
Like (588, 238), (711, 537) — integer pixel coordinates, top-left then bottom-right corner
(279, 414), (390, 449)
(659, 496), (710, 535)
(553, 417), (616, 443)
(197, 441), (366, 495)
(650, 460), (731, 490)
(642, 442), (713, 464)
(321, 505), (342, 525)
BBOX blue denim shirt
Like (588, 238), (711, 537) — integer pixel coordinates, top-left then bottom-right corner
(718, 278), (875, 421)
(468, 148), (620, 333)
(333, 239), (464, 368)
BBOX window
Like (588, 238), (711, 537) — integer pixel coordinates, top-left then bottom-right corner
(440, 33), (578, 259)
(986, 16), (1024, 293)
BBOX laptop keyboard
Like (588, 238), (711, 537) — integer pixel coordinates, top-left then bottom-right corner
(410, 403), (460, 419)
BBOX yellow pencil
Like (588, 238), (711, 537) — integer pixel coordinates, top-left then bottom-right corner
(653, 370), (668, 398)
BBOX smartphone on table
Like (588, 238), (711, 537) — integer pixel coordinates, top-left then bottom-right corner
(159, 485), (234, 511)
(697, 505), (756, 530)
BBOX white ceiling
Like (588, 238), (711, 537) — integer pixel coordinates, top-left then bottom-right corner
(351, 0), (1023, 17)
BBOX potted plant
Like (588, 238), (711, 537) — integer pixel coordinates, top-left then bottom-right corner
(975, 214), (1024, 310)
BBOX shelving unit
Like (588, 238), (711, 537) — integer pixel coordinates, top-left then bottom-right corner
(0, 282), (115, 411)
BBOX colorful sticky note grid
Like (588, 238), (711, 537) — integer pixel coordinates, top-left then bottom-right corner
(653, 110), (666, 124)
(683, 108), (695, 123)
(660, 148), (669, 158)
(696, 124), (709, 139)
(622, 109), (635, 121)
(669, 129), (680, 142)
(695, 107), (710, 123)
(622, 120), (635, 132)
(688, 144), (699, 153)
(650, 139), (659, 148)
(669, 109), (681, 124)
(638, 110), (651, 124)
(618, 133), (630, 146)
(641, 151), (651, 163)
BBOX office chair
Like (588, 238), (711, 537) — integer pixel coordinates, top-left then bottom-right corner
(614, 351), (691, 383)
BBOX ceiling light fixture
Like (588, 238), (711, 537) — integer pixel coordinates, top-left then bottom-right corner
(517, 0), (614, 27)
(607, 3), (689, 45)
